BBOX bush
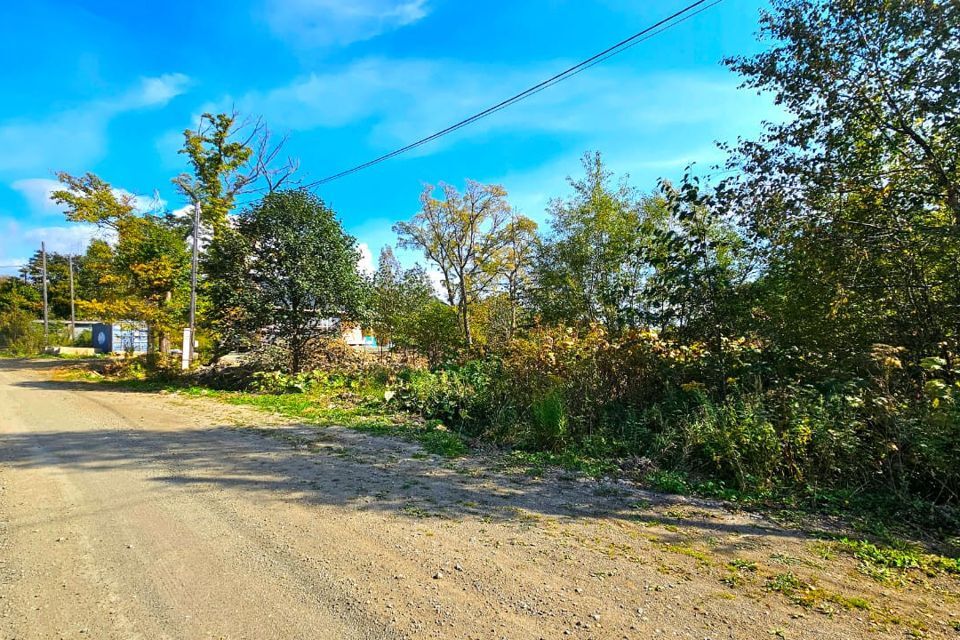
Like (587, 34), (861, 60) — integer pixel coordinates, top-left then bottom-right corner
(73, 329), (93, 347)
(191, 364), (259, 391)
(249, 370), (313, 394)
(392, 360), (499, 435)
(670, 392), (780, 490)
(0, 310), (43, 355)
(526, 388), (568, 451)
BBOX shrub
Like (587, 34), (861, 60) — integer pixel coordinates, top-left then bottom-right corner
(248, 370), (332, 394)
(0, 310), (43, 355)
(526, 388), (568, 451)
(671, 392), (780, 490)
(392, 360), (500, 435)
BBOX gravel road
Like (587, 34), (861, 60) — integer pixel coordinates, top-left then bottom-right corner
(0, 358), (955, 639)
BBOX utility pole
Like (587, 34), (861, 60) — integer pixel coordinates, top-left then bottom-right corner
(68, 254), (76, 341)
(184, 199), (201, 369)
(41, 242), (49, 345)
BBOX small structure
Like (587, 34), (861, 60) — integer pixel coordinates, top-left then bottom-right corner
(92, 322), (149, 354)
(317, 318), (371, 348)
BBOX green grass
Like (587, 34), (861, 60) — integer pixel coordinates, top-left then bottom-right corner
(503, 449), (618, 478)
(176, 386), (470, 459)
(829, 538), (960, 583)
(764, 572), (871, 612)
(766, 572), (807, 596)
(59, 365), (470, 459)
(729, 558), (758, 572)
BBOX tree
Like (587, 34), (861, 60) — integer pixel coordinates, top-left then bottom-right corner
(203, 226), (257, 358)
(75, 240), (117, 304)
(22, 251), (72, 319)
(724, 0), (960, 367)
(0, 307), (42, 354)
(210, 190), (366, 373)
(369, 246), (435, 350)
(650, 175), (755, 396)
(404, 299), (463, 367)
(51, 173), (191, 351)
(0, 276), (40, 315)
(172, 112), (298, 235)
(499, 214), (539, 339)
(532, 152), (649, 334)
(394, 180), (513, 347)
(52, 172), (140, 228)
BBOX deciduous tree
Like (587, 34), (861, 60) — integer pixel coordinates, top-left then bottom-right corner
(532, 152), (648, 334)
(393, 180), (513, 347)
(172, 112), (298, 235)
(51, 173), (190, 351)
(211, 190), (366, 373)
(369, 246), (435, 350)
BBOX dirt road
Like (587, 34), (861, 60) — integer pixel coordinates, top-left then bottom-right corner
(0, 359), (955, 639)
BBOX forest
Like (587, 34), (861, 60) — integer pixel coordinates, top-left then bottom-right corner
(2, 0), (958, 535)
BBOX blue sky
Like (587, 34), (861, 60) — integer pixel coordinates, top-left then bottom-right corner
(0, 0), (775, 274)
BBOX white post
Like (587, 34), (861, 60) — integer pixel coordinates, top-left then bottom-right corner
(188, 200), (200, 365)
(181, 328), (192, 371)
(41, 242), (49, 345)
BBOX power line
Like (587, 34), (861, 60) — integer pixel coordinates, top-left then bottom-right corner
(303, 0), (725, 188)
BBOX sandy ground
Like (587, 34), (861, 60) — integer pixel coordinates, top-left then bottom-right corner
(0, 358), (956, 640)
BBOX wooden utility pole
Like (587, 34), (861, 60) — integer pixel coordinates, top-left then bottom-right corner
(183, 199), (201, 369)
(41, 242), (49, 345)
(68, 254), (76, 341)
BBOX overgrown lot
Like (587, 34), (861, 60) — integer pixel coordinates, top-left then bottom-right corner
(55, 350), (960, 561)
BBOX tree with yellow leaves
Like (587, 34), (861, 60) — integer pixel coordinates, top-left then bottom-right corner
(52, 173), (190, 352)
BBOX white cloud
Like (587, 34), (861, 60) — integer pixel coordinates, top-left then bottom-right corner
(11, 178), (65, 215)
(129, 74), (191, 108)
(263, 0), (429, 47)
(114, 188), (166, 214)
(12, 178), (167, 216)
(171, 204), (194, 218)
(356, 242), (374, 275)
(0, 73), (190, 175)
(221, 59), (770, 154)
(0, 257), (26, 269)
(226, 58), (768, 222)
(22, 223), (115, 255)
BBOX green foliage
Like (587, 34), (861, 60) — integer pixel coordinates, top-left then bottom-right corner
(0, 277), (40, 315)
(249, 370), (321, 394)
(52, 172), (137, 227)
(0, 309), (44, 354)
(417, 424), (469, 457)
(172, 112), (254, 233)
(392, 360), (496, 434)
(765, 571), (807, 596)
(645, 470), (691, 495)
(675, 393), (779, 488)
(369, 246), (436, 350)
(832, 538), (960, 582)
(527, 388), (567, 451)
(532, 152), (650, 333)
(398, 299), (463, 367)
(724, 0), (960, 368)
(208, 190), (367, 373)
(505, 449), (618, 478)
(20, 252), (73, 319)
